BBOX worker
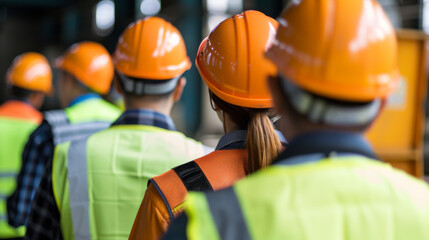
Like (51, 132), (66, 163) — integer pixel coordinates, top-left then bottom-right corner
(129, 10), (286, 240)
(25, 17), (212, 240)
(7, 42), (121, 230)
(0, 53), (52, 240)
(163, 0), (429, 239)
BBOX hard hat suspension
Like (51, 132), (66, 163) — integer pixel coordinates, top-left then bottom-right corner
(117, 73), (181, 95)
(280, 75), (382, 127)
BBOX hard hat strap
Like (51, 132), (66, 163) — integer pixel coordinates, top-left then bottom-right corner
(117, 73), (181, 95)
(279, 75), (381, 127)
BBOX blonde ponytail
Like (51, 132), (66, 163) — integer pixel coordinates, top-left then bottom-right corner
(246, 110), (282, 173)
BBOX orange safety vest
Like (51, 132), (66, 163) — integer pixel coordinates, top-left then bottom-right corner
(151, 149), (248, 219)
(129, 150), (249, 240)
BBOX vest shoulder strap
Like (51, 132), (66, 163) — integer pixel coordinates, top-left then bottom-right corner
(203, 187), (252, 240)
(44, 110), (69, 126)
(51, 121), (111, 144)
(194, 149), (247, 190)
(151, 149), (248, 219)
(45, 109), (111, 145)
(150, 171), (186, 220)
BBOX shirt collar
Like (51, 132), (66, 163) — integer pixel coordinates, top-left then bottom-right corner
(215, 129), (287, 151)
(275, 131), (377, 165)
(111, 109), (176, 131)
(68, 93), (101, 107)
(215, 130), (247, 150)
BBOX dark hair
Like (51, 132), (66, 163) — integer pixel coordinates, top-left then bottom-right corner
(210, 91), (282, 173)
(60, 70), (94, 94)
(10, 86), (35, 99)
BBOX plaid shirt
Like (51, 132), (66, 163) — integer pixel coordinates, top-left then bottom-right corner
(25, 109), (176, 240)
(7, 120), (54, 228)
(6, 94), (103, 229)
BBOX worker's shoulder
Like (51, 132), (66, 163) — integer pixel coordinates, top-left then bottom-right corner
(386, 167), (429, 199)
(98, 124), (201, 142)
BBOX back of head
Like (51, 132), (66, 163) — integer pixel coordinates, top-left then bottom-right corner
(7, 52), (52, 95)
(55, 41), (114, 95)
(113, 17), (191, 96)
(196, 10), (282, 173)
(266, 0), (400, 128)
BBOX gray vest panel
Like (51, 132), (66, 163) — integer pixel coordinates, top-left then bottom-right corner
(44, 110), (111, 145)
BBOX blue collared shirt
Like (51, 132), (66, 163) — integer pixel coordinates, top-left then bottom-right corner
(112, 109), (176, 130)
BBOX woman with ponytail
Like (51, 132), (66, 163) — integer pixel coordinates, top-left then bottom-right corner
(129, 10), (285, 240)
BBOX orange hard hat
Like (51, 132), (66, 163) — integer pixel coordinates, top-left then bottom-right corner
(55, 41), (114, 94)
(114, 17), (191, 80)
(266, 0), (400, 102)
(7, 52), (52, 94)
(196, 11), (278, 109)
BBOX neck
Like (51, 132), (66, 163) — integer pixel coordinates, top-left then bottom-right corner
(223, 112), (241, 134)
(282, 121), (366, 143)
(124, 97), (173, 116)
(63, 88), (89, 108)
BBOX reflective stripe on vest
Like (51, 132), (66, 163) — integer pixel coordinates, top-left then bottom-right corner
(205, 187), (251, 240)
(151, 149), (248, 220)
(53, 125), (207, 240)
(45, 110), (112, 145)
(67, 138), (91, 240)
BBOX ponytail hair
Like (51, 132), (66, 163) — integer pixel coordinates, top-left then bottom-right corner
(246, 110), (282, 173)
(210, 91), (282, 174)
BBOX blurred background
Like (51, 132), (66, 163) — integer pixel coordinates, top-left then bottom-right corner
(0, 0), (428, 175)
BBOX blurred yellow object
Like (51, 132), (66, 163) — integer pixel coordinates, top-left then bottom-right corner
(7, 52), (52, 94)
(196, 10), (278, 108)
(55, 41), (114, 94)
(366, 29), (428, 178)
(266, 0), (400, 102)
(114, 17), (191, 80)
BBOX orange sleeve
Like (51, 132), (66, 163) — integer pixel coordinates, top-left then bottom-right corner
(129, 184), (172, 240)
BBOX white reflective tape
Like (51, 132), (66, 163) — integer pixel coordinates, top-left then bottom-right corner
(45, 110), (68, 125)
(51, 121), (111, 145)
(67, 138), (91, 240)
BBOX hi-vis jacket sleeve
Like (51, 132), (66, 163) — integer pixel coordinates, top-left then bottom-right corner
(129, 184), (172, 240)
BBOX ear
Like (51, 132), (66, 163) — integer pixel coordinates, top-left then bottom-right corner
(267, 75), (288, 118)
(172, 77), (186, 102)
(113, 75), (124, 95)
(208, 90), (220, 111)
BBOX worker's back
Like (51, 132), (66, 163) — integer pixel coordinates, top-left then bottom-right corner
(52, 123), (207, 239)
(0, 100), (41, 238)
(186, 155), (429, 240)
